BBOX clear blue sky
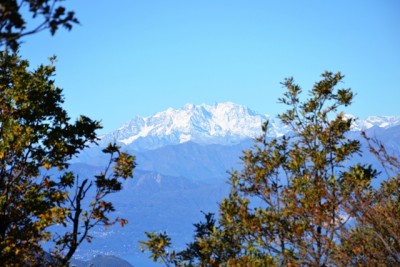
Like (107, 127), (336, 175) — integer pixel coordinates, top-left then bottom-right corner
(20, 0), (400, 134)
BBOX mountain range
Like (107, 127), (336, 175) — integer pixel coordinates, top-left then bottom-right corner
(72, 102), (400, 266)
(99, 102), (400, 151)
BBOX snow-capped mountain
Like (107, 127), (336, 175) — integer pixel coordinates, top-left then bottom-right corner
(100, 102), (288, 149)
(345, 114), (400, 131)
(100, 102), (400, 150)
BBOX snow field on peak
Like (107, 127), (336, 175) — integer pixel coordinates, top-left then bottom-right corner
(103, 102), (271, 148)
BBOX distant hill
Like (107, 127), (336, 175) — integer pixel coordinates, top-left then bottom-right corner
(71, 255), (133, 267)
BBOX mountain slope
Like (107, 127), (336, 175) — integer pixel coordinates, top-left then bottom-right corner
(71, 255), (133, 267)
(69, 168), (227, 265)
(135, 140), (252, 182)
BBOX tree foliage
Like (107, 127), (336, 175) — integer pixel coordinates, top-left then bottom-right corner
(0, 0), (78, 50)
(0, 52), (135, 266)
(337, 133), (400, 266)
(0, 2), (138, 265)
(141, 72), (399, 266)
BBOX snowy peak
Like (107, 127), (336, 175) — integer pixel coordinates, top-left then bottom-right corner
(101, 102), (284, 149)
(346, 114), (400, 131)
(101, 102), (400, 151)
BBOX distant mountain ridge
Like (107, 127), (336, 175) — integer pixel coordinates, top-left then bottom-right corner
(100, 102), (400, 151)
(71, 255), (133, 267)
(345, 114), (400, 131)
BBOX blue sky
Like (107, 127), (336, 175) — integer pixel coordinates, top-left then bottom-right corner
(20, 0), (400, 134)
